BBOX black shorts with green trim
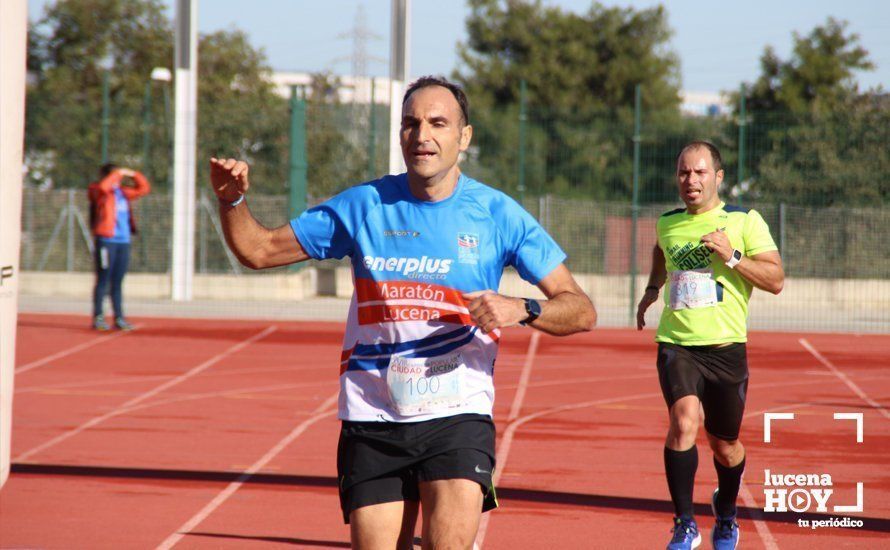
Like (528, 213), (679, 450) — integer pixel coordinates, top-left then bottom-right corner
(336, 413), (497, 524)
(656, 342), (749, 441)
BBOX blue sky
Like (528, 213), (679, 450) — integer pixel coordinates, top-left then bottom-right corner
(28, 0), (889, 93)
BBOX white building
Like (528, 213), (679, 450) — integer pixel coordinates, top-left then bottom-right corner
(271, 72), (732, 119)
(679, 90), (731, 117)
(270, 71), (394, 105)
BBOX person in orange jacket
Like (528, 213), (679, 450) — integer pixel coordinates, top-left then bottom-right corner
(87, 163), (151, 330)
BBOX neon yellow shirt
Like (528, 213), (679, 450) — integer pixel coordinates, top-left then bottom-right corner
(655, 202), (778, 345)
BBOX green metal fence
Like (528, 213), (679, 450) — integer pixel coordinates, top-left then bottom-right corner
(25, 78), (888, 205)
(20, 81), (890, 332)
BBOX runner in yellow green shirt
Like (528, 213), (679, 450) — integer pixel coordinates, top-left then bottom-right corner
(636, 141), (785, 550)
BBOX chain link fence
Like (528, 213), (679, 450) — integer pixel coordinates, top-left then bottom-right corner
(20, 186), (890, 332)
(20, 85), (890, 332)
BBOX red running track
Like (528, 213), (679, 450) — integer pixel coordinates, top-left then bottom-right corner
(2, 313), (888, 549)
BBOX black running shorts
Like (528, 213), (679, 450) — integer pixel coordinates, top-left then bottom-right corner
(656, 342), (749, 441)
(336, 413), (497, 523)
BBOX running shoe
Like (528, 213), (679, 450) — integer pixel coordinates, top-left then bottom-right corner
(711, 489), (740, 550)
(92, 315), (110, 331)
(115, 318), (135, 331)
(667, 516), (701, 549)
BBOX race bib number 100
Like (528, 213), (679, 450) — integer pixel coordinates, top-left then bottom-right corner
(387, 352), (466, 416)
(669, 269), (718, 310)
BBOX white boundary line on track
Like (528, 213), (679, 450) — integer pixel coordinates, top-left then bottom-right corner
(733, 398), (840, 550)
(735, 372), (889, 550)
(477, 371), (890, 547)
(478, 389), (771, 550)
(14, 326), (277, 462)
(155, 392), (339, 550)
(508, 332), (539, 423)
(16, 374), (171, 393)
(500, 372), (653, 391)
(15, 326), (143, 374)
(738, 483), (779, 550)
(737, 389), (785, 549)
(114, 380), (334, 415)
(472, 368), (885, 549)
(475, 331), (539, 548)
(494, 390), (661, 484)
(16, 364), (329, 394)
(799, 338), (890, 420)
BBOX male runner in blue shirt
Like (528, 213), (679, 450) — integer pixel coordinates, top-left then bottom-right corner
(209, 76), (597, 549)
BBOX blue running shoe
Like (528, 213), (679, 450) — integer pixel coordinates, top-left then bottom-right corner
(115, 318), (135, 331)
(667, 516), (701, 549)
(711, 489), (740, 549)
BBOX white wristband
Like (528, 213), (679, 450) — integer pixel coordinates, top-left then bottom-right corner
(228, 194), (245, 207)
(725, 249), (742, 269)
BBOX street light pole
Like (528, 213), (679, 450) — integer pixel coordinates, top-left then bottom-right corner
(142, 81), (152, 175)
(101, 70), (110, 164)
(171, 0), (198, 301)
(388, 0), (410, 175)
(149, 67), (172, 187)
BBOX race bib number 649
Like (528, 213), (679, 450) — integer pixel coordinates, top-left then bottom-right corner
(669, 269), (718, 310)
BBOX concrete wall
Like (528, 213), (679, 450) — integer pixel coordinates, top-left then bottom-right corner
(21, 269), (317, 301)
(20, 269), (890, 331)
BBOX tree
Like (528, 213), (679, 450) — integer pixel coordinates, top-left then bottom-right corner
(26, 0), (289, 194)
(196, 29), (288, 195)
(455, 0), (680, 112)
(453, 0), (681, 199)
(737, 18), (874, 114)
(753, 96), (889, 206)
(302, 72), (368, 199)
(733, 18), (885, 206)
(26, 0), (172, 188)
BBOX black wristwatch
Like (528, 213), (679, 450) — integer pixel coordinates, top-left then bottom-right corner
(520, 298), (542, 326)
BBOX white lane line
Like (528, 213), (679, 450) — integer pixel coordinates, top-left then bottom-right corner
(477, 390), (751, 549)
(476, 331), (540, 548)
(495, 391), (661, 484)
(738, 341), (890, 549)
(499, 372), (653, 392)
(508, 331), (540, 422)
(738, 482), (780, 550)
(734, 398), (836, 550)
(472, 370), (890, 549)
(16, 374), (171, 393)
(114, 380), (335, 415)
(799, 338), (890, 420)
(14, 326), (277, 462)
(155, 392), (339, 550)
(15, 326), (142, 374)
(16, 364), (328, 394)
(736, 404), (784, 549)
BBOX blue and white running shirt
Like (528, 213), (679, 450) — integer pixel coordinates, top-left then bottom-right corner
(291, 173), (566, 422)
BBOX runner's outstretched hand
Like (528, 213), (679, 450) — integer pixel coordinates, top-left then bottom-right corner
(210, 158), (250, 203)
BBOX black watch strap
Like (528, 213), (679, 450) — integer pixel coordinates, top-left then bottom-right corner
(520, 298), (541, 326)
